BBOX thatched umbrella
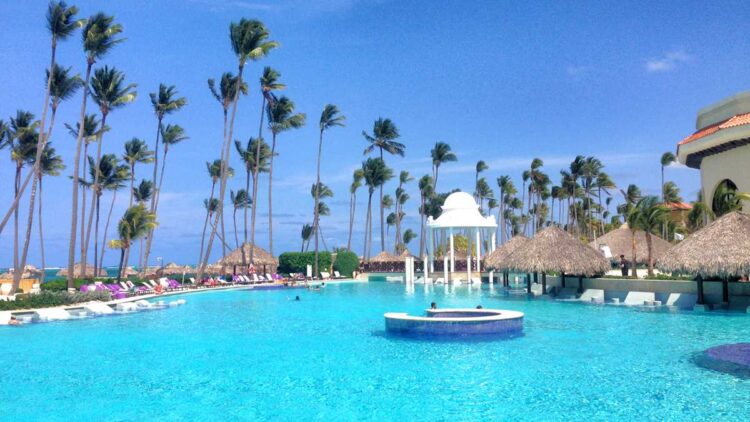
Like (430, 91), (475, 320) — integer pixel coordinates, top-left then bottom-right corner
(56, 263), (106, 278)
(505, 226), (610, 294)
(369, 251), (401, 263)
(400, 249), (415, 261)
(484, 236), (528, 286)
(657, 212), (750, 305)
(590, 225), (672, 265)
(162, 262), (193, 274)
(217, 243), (277, 273)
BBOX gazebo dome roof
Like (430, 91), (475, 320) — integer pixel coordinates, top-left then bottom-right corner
(428, 191), (497, 229)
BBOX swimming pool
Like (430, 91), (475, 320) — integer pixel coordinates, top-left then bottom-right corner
(1, 282), (749, 420)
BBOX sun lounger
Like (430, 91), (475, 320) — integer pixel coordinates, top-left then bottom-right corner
(435, 278), (444, 284)
(556, 287), (578, 300)
(665, 293), (697, 309)
(623, 291), (655, 306)
(333, 271), (345, 279)
(2, 283), (18, 301)
(320, 272), (331, 280)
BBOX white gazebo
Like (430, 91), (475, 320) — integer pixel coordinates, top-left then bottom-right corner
(426, 191), (497, 280)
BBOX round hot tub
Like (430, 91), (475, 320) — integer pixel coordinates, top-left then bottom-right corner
(384, 308), (524, 337)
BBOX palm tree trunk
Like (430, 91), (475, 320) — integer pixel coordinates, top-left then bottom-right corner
(93, 193), (101, 276)
(365, 191), (373, 258)
(116, 247), (126, 283)
(199, 182), (216, 263)
(38, 177), (46, 284)
(268, 133), (277, 256)
(631, 230), (637, 278)
(143, 143), (171, 272)
(83, 113), (109, 275)
(0, 171), (32, 236)
(646, 232), (654, 276)
(418, 196), (425, 257)
(143, 116), (163, 270)
(313, 129), (323, 276)
(81, 142), (89, 261)
(233, 208), (239, 249)
(99, 190), (118, 275)
(347, 191), (356, 251)
(242, 168), (249, 267)
(13, 167), (20, 276)
(249, 96), (266, 265)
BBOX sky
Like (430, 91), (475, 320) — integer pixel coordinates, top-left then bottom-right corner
(1, 0), (748, 268)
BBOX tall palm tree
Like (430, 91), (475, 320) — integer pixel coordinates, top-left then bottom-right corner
(266, 95), (306, 256)
(475, 160), (488, 199)
(123, 138), (154, 206)
(249, 66), (284, 264)
(110, 204), (157, 283)
(363, 118), (404, 252)
(381, 194), (394, 251)
(143, 84), (186, 271)
(362, 158), (392, 258)
(394, 170), (413, 252)
(662, 181), (682, 203)
(235, 137), (270, 265)
(68, 12), (124, 288)
(633, 196), (669, 276)
(618, 184), (641, 278)
(199, 160), (233, 264)
(83, 154), (126, 274)
(230, 189), (251, 249)
(476, 178), (493, 214)
(660, 152), (675, 202)
(496, 176), (512, 244)
(313, 104), (345, 276)
(17, 63), (81, 287)
(98, 157), (130, 275)
(595, 171), (615, 236)
(430, 141), (456, 191)
(300, 223), (313, 252)
(36, 144), (65, 283)
(199, 19), (278, 280)
(418, 174), (434, 256)
(310, 182), (333, 252)
(347, 169), (364, 251)
(8, 111), (39, 284)
(83, 66), (136, 272)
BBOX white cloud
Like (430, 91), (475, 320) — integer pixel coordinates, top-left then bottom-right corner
(645, 50), (693, 73)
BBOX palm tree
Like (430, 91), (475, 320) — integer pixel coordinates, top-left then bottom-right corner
(68, 12), (124, 289)
(475, 178), (493, 214)
(249, 66), (284, 264)
(633, 196), (669, 276)
(712, 181), (750, 217)
(123, 138), (154, 206)
(662, 181), (682, 204)
(83, 154), (125, 274)
(394, 170), (413, 252)
(266, 96), (306, 256)
(16, 63), (82, 288)
(300, 223), (313, 252)
(475, 160), (488, 199)
(362, 158), (393, 258)
(133, 180), (153, 204)
(82, 66), (136, 272)
(568, 155), (585, 236)
(418, 174), (434, 256)
(8, 111), (38, 277)
(36, 144), (64, 283)
(310, 182), (333, 252)
(619, 184), (642, 278)
(595, 171), (615, 237)
(660, 152), (675, 202)
(381, 194), (394, 250)
(199, 160), (234, 264)
(687, 192), (713, 232)
(347, 169), (364, 251)
(111, 205), (157, 283)
(142, 84), (186, 271)
(230, 189), (251, 249)
(199, 19), (278, 280)
(235, 137), (270, 266)
(313, 104), (345, 276)
(363, 118), (404, 252)
(496, 176), (512, 244)
(97, 157), (130, 275)
(430, 141), (456, 191)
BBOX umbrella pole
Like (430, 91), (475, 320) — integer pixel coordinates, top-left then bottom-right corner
(561, 272), (566, 288)
(696, 275), (704, 305)
(722, 276), (729, 305)
(577, 275), (583, 294)
(526, 273), (531, 294)
(542, 272), (547, 295)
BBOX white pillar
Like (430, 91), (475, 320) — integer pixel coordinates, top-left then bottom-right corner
(467, 252), (472, 283)
(489, 270), (494, 284)
(475, 228), (481, 273)
(491, 232), (496, 252)
(449, 228), (455, 273)
(423, 256), (428, 282)
(428, 227), (434, 273)
(443, 256), (448, 283)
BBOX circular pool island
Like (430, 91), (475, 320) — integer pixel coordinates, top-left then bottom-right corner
(695, 343), (750, 378)
(385, 308), (524, 337)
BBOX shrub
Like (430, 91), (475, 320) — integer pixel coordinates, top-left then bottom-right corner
(278, 252), (332, 274)
(0, 291), (111, 311)
(41, 278), (90, 291)
(333, 249), (358, 277)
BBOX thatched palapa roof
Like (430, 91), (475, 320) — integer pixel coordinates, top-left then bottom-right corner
(368, 251), (401, 263)
(217, 243), (277, 267)
(162, 262), (193, 274)
(503, 226), (610, 277)
(657, 212), (750, 276)
(484, 236), (528, 269)
(590, 226), (672, 264)
(56, 263), (106, 277)
(400, 249), (416, 260)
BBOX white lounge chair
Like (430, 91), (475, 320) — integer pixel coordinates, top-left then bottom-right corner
(0, 283), (15, 301)
(579, 289), (605, 303)
(623, 291), (655, 306)
(30, 283), (41, 294)
(320, 272), (331, 280)
(435, 278), (445, 284)
(265, 273), (274, 282)
(333, 271), (345, 279)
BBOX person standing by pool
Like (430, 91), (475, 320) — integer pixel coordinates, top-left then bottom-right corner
(619, 255), (630, 277)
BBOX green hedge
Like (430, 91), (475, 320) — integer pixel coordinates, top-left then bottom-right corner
(0, 291), (112, 311)
(41, 278), (89, 291)
(333, 249), (358, 277)
(278, 252), (332, 274)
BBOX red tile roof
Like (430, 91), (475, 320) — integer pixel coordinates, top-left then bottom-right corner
(664, 202), (693, 210)
(679, 112), (750, 145)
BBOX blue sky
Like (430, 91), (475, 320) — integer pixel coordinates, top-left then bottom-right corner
(1, 0), (748, 267)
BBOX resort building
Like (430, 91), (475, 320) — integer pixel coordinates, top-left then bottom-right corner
(677, 91), (750, 213)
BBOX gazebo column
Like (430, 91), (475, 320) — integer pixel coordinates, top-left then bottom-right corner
(449, 228), (455, 273)
(578, 275), (584, 294)
(561, 271), (566, 288)
(427, 227), (434, 273)
(542, 272), (547, 295)
(722, 277), (729, 305)
(526, 273), (531, 294)
(696, 275), (705, 305)
(475, 228), (481, 274)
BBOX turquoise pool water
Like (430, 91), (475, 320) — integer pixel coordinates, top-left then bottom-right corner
(1, 282), (749, 421)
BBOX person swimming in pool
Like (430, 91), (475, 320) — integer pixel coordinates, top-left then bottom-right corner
(294, 296), (301, 301)
(430, 302), (437, 309)
(8, 316), (21, 326)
